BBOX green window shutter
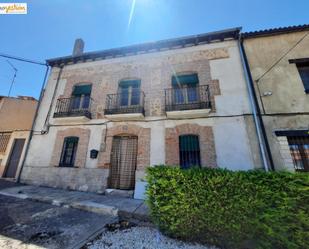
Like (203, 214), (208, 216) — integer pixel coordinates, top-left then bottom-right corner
(179, 135), (200, 151)
(72, 84), (92, 95)
(119, 79), (141, 88)
(172, 74), (199, 86)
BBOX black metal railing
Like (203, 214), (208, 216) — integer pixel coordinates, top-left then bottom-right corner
(165, 85), (211, 112)
(104, 91), (145, 115)
(53, 97), (92, 119)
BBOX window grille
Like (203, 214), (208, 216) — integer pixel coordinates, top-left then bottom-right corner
(179, 135), (201, 169)
(59, 136), (79, 167)
(0, 133), (11, 153)
(287, 136), (309, 172)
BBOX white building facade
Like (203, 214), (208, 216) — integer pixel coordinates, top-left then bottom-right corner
(21, 28), (262, 198)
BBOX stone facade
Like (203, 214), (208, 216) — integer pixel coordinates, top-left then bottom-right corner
(21, 37), (262, 197)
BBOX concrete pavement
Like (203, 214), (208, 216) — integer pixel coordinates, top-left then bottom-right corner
(0, 180), (150, 222)
(0, 194), (117, 249)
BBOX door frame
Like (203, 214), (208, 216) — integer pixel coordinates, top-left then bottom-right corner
(108, 135), (138, 190)
(3, 138), (26, 179)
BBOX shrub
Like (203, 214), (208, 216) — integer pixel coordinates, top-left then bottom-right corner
(146, 166), (309, 249)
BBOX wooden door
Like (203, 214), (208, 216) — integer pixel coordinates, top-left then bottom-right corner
(109, 136), (138, 190)
(4, 139), (25, 178)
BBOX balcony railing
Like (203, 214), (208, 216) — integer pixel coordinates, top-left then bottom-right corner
(105, 91), (145, 115)
(165, 85), (211, 112)
(53, 97), (92, 119)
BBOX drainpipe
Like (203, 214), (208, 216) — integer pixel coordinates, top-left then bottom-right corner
(238, 35), (274, 171)
(17, 64), (50, 182)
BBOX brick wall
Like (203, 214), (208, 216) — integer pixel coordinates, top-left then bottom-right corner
(97, 124), (150, 170)
(50, 128), (90, 167)
(59, 47), (227, 118)
(165, 123), (217, 167)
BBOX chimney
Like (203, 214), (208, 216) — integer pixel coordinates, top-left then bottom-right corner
(72, 38), (84, 56)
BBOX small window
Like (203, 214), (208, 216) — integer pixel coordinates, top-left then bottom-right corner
(59, 136), (79, 167)
(287, 136), (309, 172)
(0, 133), (11, 153)
(296, 63), (309, 93)
(71, 84), (92, 110)
(179, 135), (201, 169)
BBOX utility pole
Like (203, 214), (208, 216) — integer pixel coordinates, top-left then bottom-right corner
(6, 60), (18, 97)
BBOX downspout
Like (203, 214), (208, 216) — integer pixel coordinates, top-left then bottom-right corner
(41, 65), (64, 134)
(17, 64), (50, 182)
(238, 34), (274, 171)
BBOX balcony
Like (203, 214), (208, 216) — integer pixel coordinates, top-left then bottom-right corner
(53, 97), (92, 121)
(165, 85), (212, 118)
(104, 91), (145, 120)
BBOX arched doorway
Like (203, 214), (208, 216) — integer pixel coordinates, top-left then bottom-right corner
(109, 135), (138, 190)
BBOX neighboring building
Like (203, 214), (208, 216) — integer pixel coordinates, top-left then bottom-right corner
(0, 96), (38, 179)
(242, 24), (309, 172)
(21, 28), (264, 198)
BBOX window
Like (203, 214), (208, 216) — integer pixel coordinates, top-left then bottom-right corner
(118, 80), (141, 106)
(172, 74), (199, 104)
(179, 135), (201, 169)
(0, 133), (11, 153)
(59, 137), (79, 167)
(71, 84), (92, 110)
(287, 136), (309, 172)
(296, 63), (309, 93)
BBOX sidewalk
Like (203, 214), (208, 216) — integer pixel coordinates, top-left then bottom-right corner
(0, 179), (150, 223)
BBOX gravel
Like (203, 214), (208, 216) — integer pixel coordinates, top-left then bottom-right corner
(85, 226), (216, 249)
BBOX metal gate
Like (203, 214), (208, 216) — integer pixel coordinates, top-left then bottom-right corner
(4, 139), (25, 178)
(109, 136), (138, 190)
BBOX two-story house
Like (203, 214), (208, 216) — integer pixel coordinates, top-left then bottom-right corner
(20, 28), (263, 198)
(242, 25), (309, 173)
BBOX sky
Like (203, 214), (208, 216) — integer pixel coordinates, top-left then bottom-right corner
(0, 0), (308, 99)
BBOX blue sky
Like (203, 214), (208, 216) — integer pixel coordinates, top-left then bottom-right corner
(0, 0), (308, 99)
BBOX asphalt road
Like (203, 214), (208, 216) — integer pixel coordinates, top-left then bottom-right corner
(0, 194), (116, 249)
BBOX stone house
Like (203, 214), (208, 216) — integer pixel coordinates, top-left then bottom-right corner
(0, 96), (37, 179)
(20, 28), (264, 199)
(242, 24), (309, 172)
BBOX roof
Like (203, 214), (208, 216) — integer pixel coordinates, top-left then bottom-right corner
(242, 24), (309, 39)
(47, 27), (241, 67)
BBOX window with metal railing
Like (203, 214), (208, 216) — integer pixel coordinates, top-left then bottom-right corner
(179, 135), (201, 169)
(287, 136), (309, 172)
(0, 133), (11, 153)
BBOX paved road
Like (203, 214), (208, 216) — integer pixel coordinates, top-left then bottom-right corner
(0, 194), (116, 249)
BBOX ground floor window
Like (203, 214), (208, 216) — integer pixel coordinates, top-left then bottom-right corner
(0, 132), (11, 153)
(179, 135), (201, 169)
(287, 136), (309, 172)
(59, 136), (79, 167)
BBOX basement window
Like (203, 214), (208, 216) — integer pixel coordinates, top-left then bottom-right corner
(179, 135), (201, 169)
(59, 136), (79, 167)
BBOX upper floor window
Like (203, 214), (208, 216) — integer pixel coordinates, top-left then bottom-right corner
(289, 58), (309, 93)
(179, 134), (201, 169)
(172, 73), (199, 104)
(59, 136), (79, 167)
(296, 63), (309, 93)
(118, 79), (141, 106)
(71, 84), (92, 110)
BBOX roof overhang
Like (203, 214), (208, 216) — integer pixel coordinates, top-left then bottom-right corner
(47, 27), (241, 67)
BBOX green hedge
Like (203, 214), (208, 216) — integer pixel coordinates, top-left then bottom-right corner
(146, 166), (309, 249)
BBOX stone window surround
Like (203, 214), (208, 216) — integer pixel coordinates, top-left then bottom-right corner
(165, 123), (217, 167)
(97, 124), (150, 171)
(50, 128), (90, 168)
